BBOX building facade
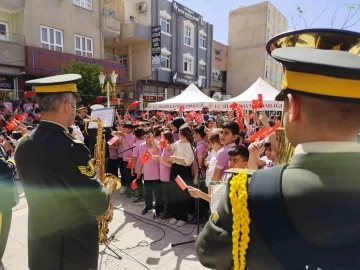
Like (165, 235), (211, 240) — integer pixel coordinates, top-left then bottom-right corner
(211, 40), (227, 99)
(0, 0), (126, 100)
(143, 0), (213, 108)
(227, 2), (288, 97)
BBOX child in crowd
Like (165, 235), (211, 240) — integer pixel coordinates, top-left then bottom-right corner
(188, 145), (249, 203)
(152, 130), (174, 220)
(131, 127), (145, 204)
(248, 141), (276, 170)
(205, 129), (223, 188)
(114, 122), (135, 196)
(170, 118), (185, 142)
(189, 125), (208, 224)
(137, 128), (163, 216)
(211, 121), (240, 181)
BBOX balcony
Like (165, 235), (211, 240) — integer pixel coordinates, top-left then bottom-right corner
(121, 18), (151, 41)
(0, 32), (25, 67)
(103, 7), (121, 40)
(0, 0), (24, 12)
(212, 78), (225, 88)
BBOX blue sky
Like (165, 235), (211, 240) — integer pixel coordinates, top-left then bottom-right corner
(176, 0), (360, 44)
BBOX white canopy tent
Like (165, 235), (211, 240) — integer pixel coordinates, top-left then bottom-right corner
(214, 78), (283, 111)
(146, 83), (218, 111)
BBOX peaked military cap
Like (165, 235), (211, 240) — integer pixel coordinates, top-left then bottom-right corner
(25, 74), (82, 94)
(77, 106), (87, 113)
(266, 28), (360, 101)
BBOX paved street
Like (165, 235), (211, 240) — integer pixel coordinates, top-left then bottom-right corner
(2, 182), (208, 270)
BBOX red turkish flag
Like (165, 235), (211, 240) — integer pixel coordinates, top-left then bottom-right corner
(187, 111), (195, 120)
(179, 106), (185, 113)
(235, 117), (245, 131)
(195, 113), (203, 123)
(175, 175), (188, 191)
(258, 124), (280, 140)
(160, 133), (167, 148)
(131, 179), (138, 190)
(249, 128), (270, 142)
(129, 101), (141, 108)
(141, 149), (152, 164)
(126, 158), (133, 169)
(107, 136), (119, 146)
(236, 106), (243, 118)
(6, 120), (16, 132)
(14, 114), (23, 122)
(252, 99), (259, 110)
(156, 111), (163, 117)
(257, 94), (264, 108)
(230, 102), (238, 110)
(166, 113), (173, 120)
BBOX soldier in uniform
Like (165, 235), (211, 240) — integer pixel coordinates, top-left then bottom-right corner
(196, 29), (360, 269)
(14, 74), (110, 270)
(75, 107), (89, 147)
(0, 140), (17, 268)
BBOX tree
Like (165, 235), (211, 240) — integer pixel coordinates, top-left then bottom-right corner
(61, 60), (106, 105)
(290, 2), (360, 30)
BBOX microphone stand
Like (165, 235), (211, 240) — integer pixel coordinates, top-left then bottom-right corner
(171, 140), (205, 247)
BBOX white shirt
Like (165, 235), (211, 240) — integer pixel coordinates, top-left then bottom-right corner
(170, 140), (194, 166)
(71, 125), (84, 142)
(206, 150), (218, 187)
(294, 141), (360, 154)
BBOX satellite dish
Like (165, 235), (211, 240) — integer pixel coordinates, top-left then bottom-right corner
(90, 104), (104, 110)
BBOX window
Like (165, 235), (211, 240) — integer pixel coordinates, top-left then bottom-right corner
(265, 66), (268, 78)
(73, 0), (92, 10)
(199, 34), (206, 49)
(184, 25), (192, 46)
(0, 22), (8, 41)
(129, 16), (135, 22)
(183, 56), (193, 74)
(199, 64), (205, 77)
(41, 26), (63, 52)
(119, 54), (127, 67)
(161, 54), (170, 69)
(160, 16), (170, 34)
(75, 35), (93, 58)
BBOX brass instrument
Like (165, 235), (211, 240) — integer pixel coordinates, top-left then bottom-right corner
(84, 117), (121, 245)
(275, 127), (294, 165)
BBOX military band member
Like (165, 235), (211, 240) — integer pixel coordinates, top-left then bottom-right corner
(0, 140), (17, 266)
(15, 74), (110, 270)
(196, 29), (360, 269)
(75, 106), (89, 147)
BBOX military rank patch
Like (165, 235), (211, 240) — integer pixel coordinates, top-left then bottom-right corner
(78, 160), (95, 177)
(211, 211), (219, 224)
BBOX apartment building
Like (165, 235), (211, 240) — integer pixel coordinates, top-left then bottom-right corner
(0, 0), (126, 99)
(104, 0), (213, 108)
(211, 40), (227, 98)
(227, 2), (288, 97)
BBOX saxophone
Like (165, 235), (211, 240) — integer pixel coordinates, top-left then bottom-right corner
(84, 117), (121, 245)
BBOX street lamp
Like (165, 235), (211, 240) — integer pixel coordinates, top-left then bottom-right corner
(98, 70), (118, 108)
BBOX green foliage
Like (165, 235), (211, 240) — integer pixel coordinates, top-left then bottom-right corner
(61, 60), (105, 105)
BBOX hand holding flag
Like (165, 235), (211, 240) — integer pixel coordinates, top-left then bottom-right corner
(141, 149), (152, 164)
(175, 175), (188, 191)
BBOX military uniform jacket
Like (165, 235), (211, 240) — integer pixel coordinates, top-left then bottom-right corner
(14, 121), (110, 270)
(196, 144), (360, 270)
(0, 144), (16, 210)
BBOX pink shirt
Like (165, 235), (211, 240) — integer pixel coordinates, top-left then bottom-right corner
(159, 148), (172, 182)
(117, 137), (123, 158)
(132, 139), (145, 174)
(109, 146), (118, 160)
(192, 140), (207, 176)
(122, 133), (135, 160)
(139, 142), (160, 180)
(172, 131), (179, 142)
(215, 143), (236, 178)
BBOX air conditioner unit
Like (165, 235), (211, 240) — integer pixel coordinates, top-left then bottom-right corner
(138, 3), (147, 13)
